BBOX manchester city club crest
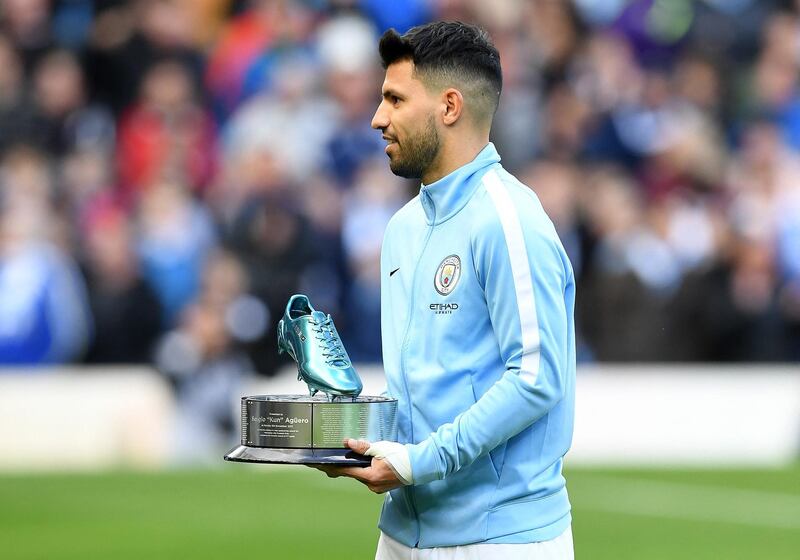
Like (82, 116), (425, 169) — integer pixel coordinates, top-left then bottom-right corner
(434, 254), (461, 295)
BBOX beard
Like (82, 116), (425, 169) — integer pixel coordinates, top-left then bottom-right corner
(388, 115), (441, 179)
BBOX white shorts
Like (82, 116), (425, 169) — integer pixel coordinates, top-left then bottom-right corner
(375, 525), (574, 560)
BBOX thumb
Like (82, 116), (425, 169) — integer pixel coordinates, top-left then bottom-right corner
(345, 438), (372, 454)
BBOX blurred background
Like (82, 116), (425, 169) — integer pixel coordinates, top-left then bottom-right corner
(0, 1), (798, 559)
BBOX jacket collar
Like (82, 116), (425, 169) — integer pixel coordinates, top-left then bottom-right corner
(419, 142), (501, 225)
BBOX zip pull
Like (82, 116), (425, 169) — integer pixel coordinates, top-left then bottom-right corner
(420, 187), (436, 224)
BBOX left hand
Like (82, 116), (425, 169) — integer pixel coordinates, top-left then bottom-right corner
(313, 439), (405, 494)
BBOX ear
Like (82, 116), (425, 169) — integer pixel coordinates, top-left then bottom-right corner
(441, 88), (464, 126)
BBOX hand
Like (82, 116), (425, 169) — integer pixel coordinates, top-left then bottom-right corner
(312, 439), (405, 494)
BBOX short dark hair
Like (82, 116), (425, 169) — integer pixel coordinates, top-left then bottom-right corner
(378, 21), (502, 123)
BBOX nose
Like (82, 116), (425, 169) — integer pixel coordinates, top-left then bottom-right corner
(371, 101), (389, 131)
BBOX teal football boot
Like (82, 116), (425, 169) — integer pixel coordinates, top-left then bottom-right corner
(277, 294), (363, 400)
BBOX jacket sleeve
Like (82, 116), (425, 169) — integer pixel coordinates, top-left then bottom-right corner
(405, 187), (573, 485)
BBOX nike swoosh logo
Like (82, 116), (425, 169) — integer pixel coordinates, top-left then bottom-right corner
(390, 267), (400, 277)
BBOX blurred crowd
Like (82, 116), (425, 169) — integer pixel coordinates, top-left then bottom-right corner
(0, 0), (798, 402)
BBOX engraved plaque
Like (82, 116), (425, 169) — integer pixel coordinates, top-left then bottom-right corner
(244, 401), (313, 448)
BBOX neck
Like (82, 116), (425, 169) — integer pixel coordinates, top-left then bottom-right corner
(421, 133), (490, 185)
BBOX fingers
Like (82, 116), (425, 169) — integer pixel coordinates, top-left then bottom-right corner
(312, 464), (343, 478)
(344, 438), (372, 455)
(310, 454), (405, 494)
(318, 464), (369, 479)
(336, 466), (369, 480)
(313, 464), (365, 480)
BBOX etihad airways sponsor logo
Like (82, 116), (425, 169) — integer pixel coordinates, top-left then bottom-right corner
(429, 302), (459, 315)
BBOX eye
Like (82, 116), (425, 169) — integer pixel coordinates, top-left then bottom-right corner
(391, 95), (400, 106)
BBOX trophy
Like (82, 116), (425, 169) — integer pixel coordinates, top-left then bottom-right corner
(224, 295), (397, 466)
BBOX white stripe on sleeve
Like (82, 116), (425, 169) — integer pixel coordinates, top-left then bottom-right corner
(483, 169), (541, 386)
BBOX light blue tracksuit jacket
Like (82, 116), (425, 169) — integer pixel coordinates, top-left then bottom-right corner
(379, 143), (576, 548)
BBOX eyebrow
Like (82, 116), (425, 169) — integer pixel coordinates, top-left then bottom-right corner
(382, 88), (404, 100)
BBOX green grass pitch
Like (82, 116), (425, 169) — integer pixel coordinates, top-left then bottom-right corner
(1, 464), (798, 559)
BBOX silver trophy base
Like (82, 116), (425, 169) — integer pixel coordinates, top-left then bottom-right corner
(224, 445), (372, 466)
(224, 394), (397, 466)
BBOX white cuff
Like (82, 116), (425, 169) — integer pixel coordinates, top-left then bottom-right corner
(364, 441), (414, 485)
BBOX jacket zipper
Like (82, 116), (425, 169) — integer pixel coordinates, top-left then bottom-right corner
(398, 188), (435, 546)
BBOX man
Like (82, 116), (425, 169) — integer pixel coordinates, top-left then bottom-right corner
(317, 21), (576, 559)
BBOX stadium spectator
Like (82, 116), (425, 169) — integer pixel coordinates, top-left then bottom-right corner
(81, 201), (162, 364)
(31, 48), (114, 156)
(224, 191), (320, 375)
(0, 34), (40, 154)
(117, 59), (217, 196)
(205, 0), (315, 118)
(85, 0), (203, 116)
(317, 15), (385, 187)
(135, 180), (217, 326)
(0, 146), (92, 364)
(0, 0), (54, 75)
(221, 49), (337, 185)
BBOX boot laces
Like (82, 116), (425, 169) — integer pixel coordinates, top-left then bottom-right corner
(312, 315), (349, 367)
